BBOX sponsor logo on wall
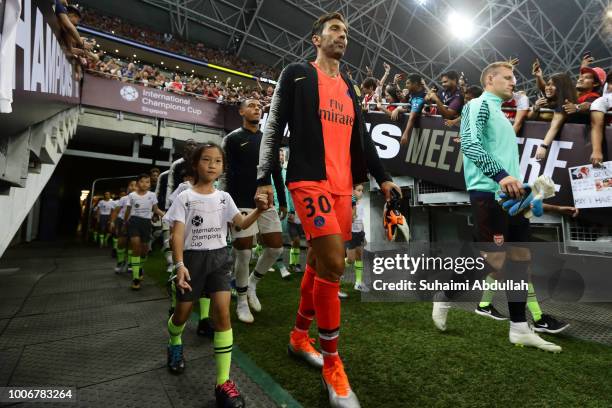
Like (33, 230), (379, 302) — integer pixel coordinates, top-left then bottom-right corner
(120, 86), (139, 102)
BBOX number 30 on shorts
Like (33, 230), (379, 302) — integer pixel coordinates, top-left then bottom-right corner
(303, 195), (332, 217)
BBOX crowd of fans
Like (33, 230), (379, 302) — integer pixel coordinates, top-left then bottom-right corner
(87, 55), (275, 107)
(54, 0), (276, 107)
(359, 56), (611, 167)
(55, 0), (609, 165)
(79, 7), (279, 80)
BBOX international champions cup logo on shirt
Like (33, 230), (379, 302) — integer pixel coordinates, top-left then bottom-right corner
(191, 215), (204, 227)
(120, 86), (139, 102)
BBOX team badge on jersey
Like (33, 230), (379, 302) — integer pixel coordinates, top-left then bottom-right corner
(135, 204), (140, 208)
(493, 234), (504, 246)
(314, 216), (326, 228)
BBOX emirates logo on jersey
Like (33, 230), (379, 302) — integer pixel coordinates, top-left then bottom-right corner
(191, 215), (203, 227)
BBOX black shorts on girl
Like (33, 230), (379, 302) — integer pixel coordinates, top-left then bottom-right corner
(177, 248), (233, 302)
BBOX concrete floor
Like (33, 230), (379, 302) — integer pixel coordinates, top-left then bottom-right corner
(0, 241), (280, 407)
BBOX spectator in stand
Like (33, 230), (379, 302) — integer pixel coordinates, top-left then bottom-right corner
(120, 63), (137, 81)
(261, 85), (274, 109)
(154, 73), (166, 89)
(389, 73), (425, 121)
(100, 58), (121, 76)
(377, 85), (402, 120)
(55, 1), (85, 52)
(561, 66), (605, 124)
(426, 70), (464, 119)
(502, 91), (530, 134)
(444, 85), (483, 129)
(361, 77), (378, 111)
(168, 75), (184, 93)
(589, 71), (612, 167)
(534, 73), (577, 160)
(399, 73), (427, 145)
(464, 85), (483, 103)
(55, 1), (98, 79)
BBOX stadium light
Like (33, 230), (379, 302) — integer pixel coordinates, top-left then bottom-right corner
(447, 11), (475, 40)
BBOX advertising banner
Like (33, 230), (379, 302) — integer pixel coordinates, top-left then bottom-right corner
(5, 0), (80, 136)
(81, 74), (226, 128)
(366, 113), (612, 207)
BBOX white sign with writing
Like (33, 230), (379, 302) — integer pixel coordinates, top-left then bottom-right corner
(568, 162), (612, 208)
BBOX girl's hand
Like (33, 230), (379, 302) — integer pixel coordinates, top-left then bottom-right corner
(254, 194), (268, 211)
(176, 266), (192, 294)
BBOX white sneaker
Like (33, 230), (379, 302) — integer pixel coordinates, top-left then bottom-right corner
(247, 286), (262, 312)
(114, 263), (123, 274)
(338, 290), (349, 299)
(279, 265), (291, 279)
(236, 298), (254, 323)
(509, 323), (562, 353)
(432, 292), (451, 331)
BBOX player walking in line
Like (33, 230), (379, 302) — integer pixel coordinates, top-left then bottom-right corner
(222, 98), (287, 324)
(256, 13), (400, 407)
(164, 143), (268, 408)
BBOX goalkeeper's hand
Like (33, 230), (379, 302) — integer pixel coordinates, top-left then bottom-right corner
(499, 184), (535, 216)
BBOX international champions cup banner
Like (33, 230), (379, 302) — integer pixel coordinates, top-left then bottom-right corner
(365, 113), (612, 208)
(81, 74), (226, 128)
